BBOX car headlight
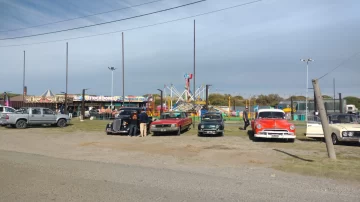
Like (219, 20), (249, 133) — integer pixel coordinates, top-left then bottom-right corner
(200, 125), (204, 129)
(348, 132), (354, 137)
(290, 125), (295, 130)
(216, 125), (220, 128)
(171, 124), (176, 127)
(123, 121), (128, 126)
(256, 124), (261, 129)
(151, 125), (155, 128)
(342, 131), (348, 137)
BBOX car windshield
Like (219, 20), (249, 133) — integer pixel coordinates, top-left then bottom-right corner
(160, 112), (182, 119)
(330, 114), (358, 124)
(258, 112), (285, 119)
(202, 114), (221, 121)
(119, 110), (136, 116)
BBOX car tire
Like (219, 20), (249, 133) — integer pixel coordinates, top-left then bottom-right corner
(106, 132), (111, 135)
(57, 119), (67, 128)
(16, 120), (27, 129)
(331, 133), (339, 145)
(288, 139), (295, 143)
(198, 132), (202, 137)
(177, 127), (181, 136)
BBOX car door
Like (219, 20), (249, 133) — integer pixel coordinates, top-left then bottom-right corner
(42, 108), (57, 124)
(306, 116), (324, 137)
(28, 108), (43, 124)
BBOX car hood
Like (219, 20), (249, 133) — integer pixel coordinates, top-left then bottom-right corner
(256, 119), (291, 128)
(331, 124), (360, 131)
(152, 119), (181, 124)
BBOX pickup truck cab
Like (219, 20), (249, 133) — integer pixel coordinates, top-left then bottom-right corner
(5, 107), (70, 129)
(0, 105), (16, 126)
(150, 112), (192, 135)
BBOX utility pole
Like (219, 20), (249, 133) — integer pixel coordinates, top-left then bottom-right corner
(333, 78), (335, 112)
(290, 96), (294, 120)
(23, 50), (25, 107)
(193, 19), (196, 128)
(312, 79), (336, 160)
(81, 89), (89, 120)
(157, 89), (163, 115)
(65, 42), (68, 115)
(339, 93), (342, 113)
(205, 84), (211, 106)
(122, 32), (125, 107)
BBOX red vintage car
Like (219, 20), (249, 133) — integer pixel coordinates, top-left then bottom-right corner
(251, 109), (296, 142)
(150, 112), (192, 135)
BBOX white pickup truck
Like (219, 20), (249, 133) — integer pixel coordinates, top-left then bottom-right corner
(5, 107), (70, 129)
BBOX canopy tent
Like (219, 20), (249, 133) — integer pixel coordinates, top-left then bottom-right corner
(41, 89), (55, 97)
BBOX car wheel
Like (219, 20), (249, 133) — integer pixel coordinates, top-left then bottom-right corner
(288, 139), (295, 143)
(106, 132), (111, 135)
(198, 132), (202, 137)
(331, 133), (339, 145)
(177, 127), (181, 136)
(16, 120), (27, 129)
(57, 119), (67, 128)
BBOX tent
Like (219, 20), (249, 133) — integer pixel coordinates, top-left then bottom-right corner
(41, 89), (55, 97)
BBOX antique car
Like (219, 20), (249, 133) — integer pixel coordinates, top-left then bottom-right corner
(5, 107), (70, 128)
(306, 113), (360, 145)
(105, 107), (152, 135)
(150, 111), (192, 135)
(198, 112), (225, 136)
(250, 109), (296, 142)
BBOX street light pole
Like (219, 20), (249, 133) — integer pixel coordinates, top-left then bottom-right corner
(65, 42), (69, 115)
(122, 32), (125, 107)
(108, 67), (116, 109)
(301, 58), (313, 121)
(23, 50), (25, 107)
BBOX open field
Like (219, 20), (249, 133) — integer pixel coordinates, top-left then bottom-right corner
(1, 119), (359, 182)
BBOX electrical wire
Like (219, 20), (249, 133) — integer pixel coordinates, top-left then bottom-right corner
(0, 0), (166, 33)
(0, 0), (263, 47)
(0, 0), (206, 40)
(317, 51), (360, 80)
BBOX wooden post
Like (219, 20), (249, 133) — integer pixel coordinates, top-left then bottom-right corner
(312, 79), (336, 160)
(290, 96), (294, 120)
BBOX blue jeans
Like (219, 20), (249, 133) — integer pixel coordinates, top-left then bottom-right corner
(129, 124), (137, 136)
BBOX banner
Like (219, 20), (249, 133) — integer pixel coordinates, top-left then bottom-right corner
(72, 95), (147, 102)
(25, 96), (73, 103)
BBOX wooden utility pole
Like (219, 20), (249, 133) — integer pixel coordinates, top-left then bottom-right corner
(290, 96), (294, 120)
(312, 79), (336, 160)
(81, 89), (85, 120)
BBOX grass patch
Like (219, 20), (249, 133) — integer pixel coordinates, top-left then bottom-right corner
(274, 155), (360, 182)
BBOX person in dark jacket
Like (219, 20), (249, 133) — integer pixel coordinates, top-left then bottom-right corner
(242, 107), (250, 130)
(139, 109), (149, 137)
(128, 112), (138, 137)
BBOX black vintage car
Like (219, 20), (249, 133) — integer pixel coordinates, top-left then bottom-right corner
(198, 112), (225, 136)
(105, 107), (152, 135)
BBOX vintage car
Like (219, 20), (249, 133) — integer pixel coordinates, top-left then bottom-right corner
(198, 112), (225, 136)
(306, 113), (360, 145)
(251, 109), (296, 142)
(105, 107), (152, 135)
(150, 111), (192, 135)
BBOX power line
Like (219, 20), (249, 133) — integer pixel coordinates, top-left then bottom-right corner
(0, 0), (166, 33)
(0, 0), (263, 47)
(318, 51), (360, 80)
(0, 0), (206, 40)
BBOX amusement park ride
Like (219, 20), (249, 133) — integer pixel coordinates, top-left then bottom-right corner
(151, 73), (206, 112)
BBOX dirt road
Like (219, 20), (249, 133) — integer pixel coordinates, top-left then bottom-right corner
(0, 128), (360, 201)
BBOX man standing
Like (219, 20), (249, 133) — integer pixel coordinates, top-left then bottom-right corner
(242, 107), (250, 130)
(68, 107), (73, 119)
(128, 112), (138, 137)
(139, 109), (149, 137)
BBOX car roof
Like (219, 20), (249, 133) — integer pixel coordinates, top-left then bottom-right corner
(257, 109), (284, 113)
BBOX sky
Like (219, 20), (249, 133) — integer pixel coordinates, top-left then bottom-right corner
(0, 0), (359, 98)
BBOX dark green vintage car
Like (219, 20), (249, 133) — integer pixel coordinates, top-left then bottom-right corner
(198, 112), (225, 136)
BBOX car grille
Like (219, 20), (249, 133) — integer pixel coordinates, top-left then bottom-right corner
(263, 129), (288, 132)
(204, 125), (216, 129)
(112, 119), (122, 131)
(353, 132), (360, 137)
(155, 124), (171, 128)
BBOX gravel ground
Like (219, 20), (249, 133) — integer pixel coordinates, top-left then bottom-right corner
(0, 127), (360, 201)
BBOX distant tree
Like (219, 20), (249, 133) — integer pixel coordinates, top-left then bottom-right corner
(322, 95), (333, 99)
(344, 96), (360, 108)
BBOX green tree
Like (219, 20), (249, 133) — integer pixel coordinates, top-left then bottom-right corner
(344, 96), (360, 108)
